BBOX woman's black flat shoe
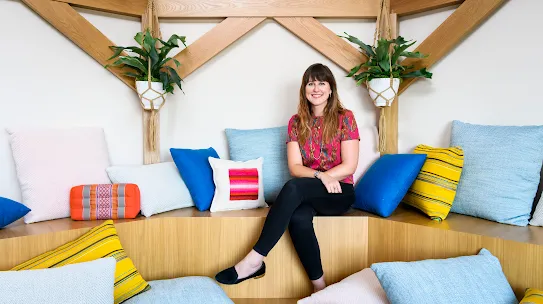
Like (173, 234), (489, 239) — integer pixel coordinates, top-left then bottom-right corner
(215, 262), (266, 285)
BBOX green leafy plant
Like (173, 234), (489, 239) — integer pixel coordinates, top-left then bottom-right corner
(339, 33), (433, 86)
(105, 28), (187, 94)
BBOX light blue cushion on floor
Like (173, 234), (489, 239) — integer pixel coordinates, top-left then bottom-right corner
(450, 120), (543, 226)
(371, 248), (517, 304)
(124, 276), (233, 304)
(225, 126), (291, 203)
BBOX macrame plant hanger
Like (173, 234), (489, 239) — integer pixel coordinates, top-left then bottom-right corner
(140, 0), (165, 164)
(369, 0), (395, 153)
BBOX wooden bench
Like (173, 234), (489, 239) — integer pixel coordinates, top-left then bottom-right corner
(1, 205), (542, 301)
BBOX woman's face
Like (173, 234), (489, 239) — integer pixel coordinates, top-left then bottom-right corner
(305, 79), (331, 109)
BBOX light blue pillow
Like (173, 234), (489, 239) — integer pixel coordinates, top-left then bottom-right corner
(371, 248), (517, 304)
(353, 154), (426, 217)
(170, 147), (220, 211)
(450, 120), (543, 226)
(0, 196), (30, 228)
(125, 276), (233, 304)
(225, 126), (291, 203)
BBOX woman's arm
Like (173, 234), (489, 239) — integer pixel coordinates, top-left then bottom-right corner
(287, 141), (318, 178)
(324, 139), (359, 181)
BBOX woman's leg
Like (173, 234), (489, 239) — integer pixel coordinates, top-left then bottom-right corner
(288, 183), (355, 292)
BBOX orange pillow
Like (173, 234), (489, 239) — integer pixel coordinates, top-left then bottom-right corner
(70, 184), (140, 220)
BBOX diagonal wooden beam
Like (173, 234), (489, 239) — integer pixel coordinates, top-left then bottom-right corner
(391, 0), (464, 16)
(398, 0), (505, 94)
(53, 0), (146, 17)
(273, 17), (366, 73)
(22, 0), (135, 90)
(169, 17), (266, 79)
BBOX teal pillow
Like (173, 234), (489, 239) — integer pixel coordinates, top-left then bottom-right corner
(450, 120), (543, 226)
(353, 154), (426, 217)
(170, 147), (220, 211)
(225, 126), (290, 203)
(371, 248), (517, 304)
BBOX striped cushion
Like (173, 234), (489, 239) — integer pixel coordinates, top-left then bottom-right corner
(402, 145), (464, 221)
(229, 168), (259, 201)
(70, 184), (141, 220)
(11, 220), (150, 303)
(521, 288), (543, 304)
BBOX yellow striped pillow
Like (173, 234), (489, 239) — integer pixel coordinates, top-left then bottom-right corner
(521, 288), (543, 304)
(402, 145), (464, 221)
(11, 220), (150, 303)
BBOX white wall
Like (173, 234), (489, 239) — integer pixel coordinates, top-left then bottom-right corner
(0, 0), (541, 201)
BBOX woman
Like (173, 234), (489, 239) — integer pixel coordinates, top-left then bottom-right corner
(215, 63), (360, 292)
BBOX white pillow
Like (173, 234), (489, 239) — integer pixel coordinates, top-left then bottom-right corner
(7, 127), (111, 223)
(298, 268), (389, 304)
(106, 162), (194, 217)
(208, 157), (268, 212)
(0, 257), (116, 304)
(530, 195), (543, 226)
(353, 126), (381, 184)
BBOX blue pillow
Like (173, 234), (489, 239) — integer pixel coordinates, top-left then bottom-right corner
(0, 197), (31, 228)
(225, 126), (291, 203)
(450, 120), (543, 226)
(353, 154), (426, 217)
(170, 147), (220, 211)
(371, 248), (517, 304)
(124, 276), (233, 304)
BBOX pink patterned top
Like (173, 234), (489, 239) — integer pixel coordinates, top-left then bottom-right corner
(287, 110), (360, 184)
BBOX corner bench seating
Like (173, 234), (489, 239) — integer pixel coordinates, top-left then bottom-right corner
(1, 205), (542, 301)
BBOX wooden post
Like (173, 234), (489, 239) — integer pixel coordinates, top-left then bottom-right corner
(381, 13), (398, 155)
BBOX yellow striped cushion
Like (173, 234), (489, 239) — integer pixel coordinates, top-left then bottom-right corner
(11, 220), (150, 303)
(402, 145), (464, 221)
(521, 288), (543, 304)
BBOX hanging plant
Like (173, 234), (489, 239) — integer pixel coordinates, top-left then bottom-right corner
(340, 33), (432, 107)
(105, 28), (187, 110)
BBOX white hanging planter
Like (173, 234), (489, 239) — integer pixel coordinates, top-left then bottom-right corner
(136, 81), (166, 110)
(367, 78), (400, 107)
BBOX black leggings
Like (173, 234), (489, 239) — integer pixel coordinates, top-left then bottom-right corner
(253, 177), (355, 280)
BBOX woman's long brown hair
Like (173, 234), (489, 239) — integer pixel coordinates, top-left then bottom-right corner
(297, 63), (345, 145)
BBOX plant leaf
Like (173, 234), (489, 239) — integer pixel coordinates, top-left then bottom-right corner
(113, 56), (147, 73)
(143, 29), (155, 52)
(347, 64), (362, 78)
(173, 58), (181, 68)
(400, 51), (428, 58)
(391, 41), (416, 64)
(166, 66), (183, 91)
(167, 34), (187, 47)
(402, 68), (433, 79)
(124, 72), (141, 78)
(108, 46), (126, 60)
(375, 38), (392, 62)
(134, 32), (144, 45)
(339, 32), (375, 57)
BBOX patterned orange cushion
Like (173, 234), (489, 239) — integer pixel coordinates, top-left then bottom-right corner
(70, 184), (140, 220)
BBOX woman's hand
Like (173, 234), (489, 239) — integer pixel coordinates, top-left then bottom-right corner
(318, 172), (342, 194)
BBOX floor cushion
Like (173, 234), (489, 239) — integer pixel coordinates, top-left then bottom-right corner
(124, 276), (233, 304)
(298, 268), (389, 304)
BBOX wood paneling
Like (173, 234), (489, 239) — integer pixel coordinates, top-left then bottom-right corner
(170, 17), (266, 79)
(368, 217), (543, 299)
(53, 0), (147, 17)
(22, 0), (135, 90)
(391, 0), (464, 16)
(274, 17), (366, 73)
(156, 0), (379, 18)
(398, 0), (505, 94)
(233, 300), (298, 304)
(0, 216), (368, 299)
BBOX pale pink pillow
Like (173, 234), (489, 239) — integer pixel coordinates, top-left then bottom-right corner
(298, 268), (390, 304)
(353, 126), (381, 185)
(7, 127), (111, 223)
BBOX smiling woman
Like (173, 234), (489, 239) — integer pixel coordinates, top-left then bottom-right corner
(215, 63), (361, 293)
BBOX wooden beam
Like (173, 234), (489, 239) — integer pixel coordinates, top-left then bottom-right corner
(169, 17), (266, 79)
(391, 0), (464, 16)
(273, 17), (366, 73)
(156, 0), (379, 18)
(398, 0), (505, 94)
(382, 13), (398, 155)
(53, 0), (146, 17)
(22, 0), (135, 90)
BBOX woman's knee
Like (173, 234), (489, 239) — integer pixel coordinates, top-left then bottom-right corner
(289, 208), (314, 230)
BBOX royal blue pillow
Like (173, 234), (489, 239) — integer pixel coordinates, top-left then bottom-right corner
(225, 126), (291, 203)
(170, 147), (220, 211)
(0, 197), (31, 228)
(371, 248), (517, 304)
(353, 154), (426, 217)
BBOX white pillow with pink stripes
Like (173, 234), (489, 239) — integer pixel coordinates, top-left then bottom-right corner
(208, 157), (268, 212)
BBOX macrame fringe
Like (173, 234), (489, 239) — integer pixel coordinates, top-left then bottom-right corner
(378, 107), (386, 153)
